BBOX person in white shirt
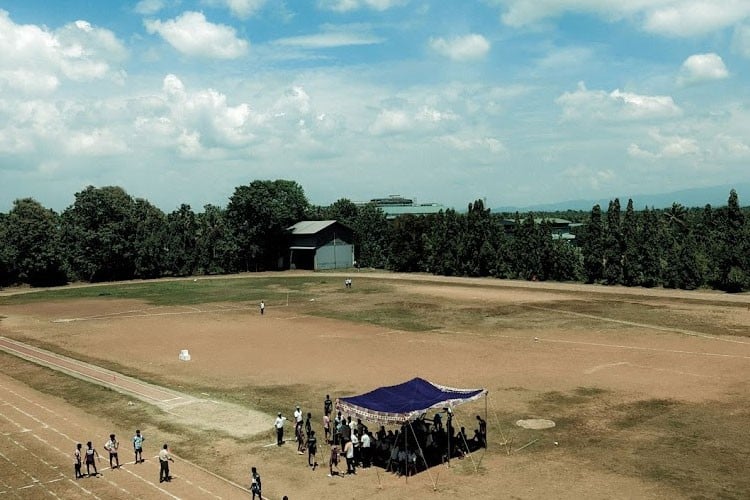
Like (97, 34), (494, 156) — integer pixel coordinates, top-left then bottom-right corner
(275, 412), (287, 446)
(132, 429), (145, 464)
(360, 431), (371, 468)
(159, 444), (174, 483)
(104, 434), (119, 469)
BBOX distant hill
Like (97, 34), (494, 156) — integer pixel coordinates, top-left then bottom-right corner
(493, 183), (750, 213)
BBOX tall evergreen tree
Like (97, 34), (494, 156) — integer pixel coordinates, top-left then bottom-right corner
(603, 198), (623, 285)
(132, 199), (167, 279)
(581, 204), (605, 283)
(716, 189), (747, 291)
(621, 199), (641, 286)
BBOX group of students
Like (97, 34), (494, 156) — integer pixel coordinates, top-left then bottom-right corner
(72, 429), (175, 484)
(277, 394), (488, 480)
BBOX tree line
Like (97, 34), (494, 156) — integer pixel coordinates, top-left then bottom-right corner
(0, 180), (748, 292)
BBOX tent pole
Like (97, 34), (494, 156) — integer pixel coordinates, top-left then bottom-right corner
(485, 392), (488, 451)
(408, 420), (438, 491)
(404, 421), (408, 483)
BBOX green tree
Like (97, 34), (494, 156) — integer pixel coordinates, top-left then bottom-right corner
(387, 214), (427, 272)
(621, 199), (641, 286)
(61, 186), (137, 282)
(638, 207), (663, 287)
(196, 204), (240, 274)
(227, 180), (309, 271)
(324, 198), (358, 224)
(580, 204), (605, 283)
(716, 189), (747, 292)
(164, 204), (198, 276)
(350, 203), (390, 268)
(132, 199), (167, 279)
(3, 198), (68, 286)
(603, 198), (623, 285)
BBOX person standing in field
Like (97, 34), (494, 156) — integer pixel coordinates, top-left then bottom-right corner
(74, 443), (84, 479)
(84, 441), (101, 477)
(132, 429), (145, 463)
(260, 300), (265, 315)
(250, 466), (262, 500)
(159, 444), (174, 483)
(323, 413), (331, 443)
(104, 433), (119, 469)
(328, 444), (341, 477)
(324, 394), (332, 416)
(275, 412), (286, 446)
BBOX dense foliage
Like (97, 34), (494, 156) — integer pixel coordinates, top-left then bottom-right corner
(1, 182), (748, 292)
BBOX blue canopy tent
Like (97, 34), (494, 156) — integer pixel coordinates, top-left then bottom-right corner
(336, 377), (486, 424)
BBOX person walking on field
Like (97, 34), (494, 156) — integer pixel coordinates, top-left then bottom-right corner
(104, 433), (120, 469)
(84, 441), (101, 477)
(250, 466), (262, 500)
(307, 430), (318, 470)
(260, 300), (265, 315)
(74, 443), (84, 479)
(132, 429), (145, 463)
(159, 444), (174, 483)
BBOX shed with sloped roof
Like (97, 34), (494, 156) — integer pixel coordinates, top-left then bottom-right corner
(287, 220), (355, 270)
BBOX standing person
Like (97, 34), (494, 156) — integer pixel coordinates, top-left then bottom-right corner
(305, 412), (312, 439)
(322, 413), (331, 444)
(293, 405), (303, 433)
(159, 444), (174, 483)
(324, 394), (332, 416)
(274, 412), (286, 446)
(307, 430), (318, 470)
(104, 434), (119, 469)
(360, 430), (371, 468)
(259, 300), (265, 315)
(343, 439), (356, 475)
(74, 443), (84, 479)
(132, 429), (145, 463)
(250, 466), (262, 500)
(476, 415), (487, 448)
(328, 444), (341, 477)
(296, 422), (306, 455)
(84, 441), (101, 477)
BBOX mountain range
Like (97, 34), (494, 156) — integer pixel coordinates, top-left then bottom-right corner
(492, 183), (750, 213)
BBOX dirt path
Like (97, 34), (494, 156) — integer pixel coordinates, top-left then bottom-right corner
(0, 336), (270, 439)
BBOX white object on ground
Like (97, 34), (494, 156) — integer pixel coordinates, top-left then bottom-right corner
(179, 349), (191, 361)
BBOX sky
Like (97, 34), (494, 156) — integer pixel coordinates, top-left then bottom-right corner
(1, 1), (750, 213)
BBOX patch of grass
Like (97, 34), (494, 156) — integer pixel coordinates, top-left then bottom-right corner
(573, 386), (608, 397)
(313, 305), (438, 331)
(612, 399), (676, 429)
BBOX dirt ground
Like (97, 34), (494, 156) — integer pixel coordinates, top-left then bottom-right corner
(1, 273), (749, 499)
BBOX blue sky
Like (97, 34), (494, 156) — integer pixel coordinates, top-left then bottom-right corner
(1, 0), (749, 212)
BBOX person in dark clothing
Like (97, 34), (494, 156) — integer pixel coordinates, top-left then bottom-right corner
(250, 466), (262, 499)
(307, 430), (318, 469)
(324, 395), (333, 416)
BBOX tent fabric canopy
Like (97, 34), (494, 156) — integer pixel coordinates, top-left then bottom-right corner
(336, 377), (486, 424)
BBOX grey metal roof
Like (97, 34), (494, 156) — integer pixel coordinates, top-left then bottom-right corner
(287, 220), (337, 234)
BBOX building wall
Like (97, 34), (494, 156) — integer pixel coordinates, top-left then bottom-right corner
(315, 243), (354, 270)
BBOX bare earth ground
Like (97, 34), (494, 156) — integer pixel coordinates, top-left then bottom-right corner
(1, 272), (749, 499)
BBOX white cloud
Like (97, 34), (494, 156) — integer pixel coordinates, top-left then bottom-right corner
(274, 29), (383, 49)
(442, 135), (505, 154)
(134, 0), (165, 15)
(429, 34), (490, 61)
(628, 131), (700, 160)
(678, 53), (729, 85)
(556, 82), (681, 121)
(733, 23), (750, 58)
(491, 0), (750, 37)
(144, 11), (249, 59)
(560, 164), (617, 191)
(318, 0), (407, 12)
(203, 0), (267, 19)
(370, 109), (411, 135)
(0, 10), (127, 95)
(65, 128), (129, 156)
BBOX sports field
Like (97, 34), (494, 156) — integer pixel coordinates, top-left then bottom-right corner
(1, 272), (749, 499)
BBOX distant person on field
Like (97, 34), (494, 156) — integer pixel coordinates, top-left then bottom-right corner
(275, 412), (286, 446)
(84, 441), (101, 477)
(104, 434), (119, 469)
(250, 466), (262, 500)
(74, 443), (84, 479)
(260, 300), (265, 315)
(476, 415), (487, 448)
(305, 412), (312, 439)
(159, 444), (174, 483)
(294, 405), (303, 432)
(132, 429), (145, 463)
(323, 413), (331, 443)
(324, 394), (332, 416)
